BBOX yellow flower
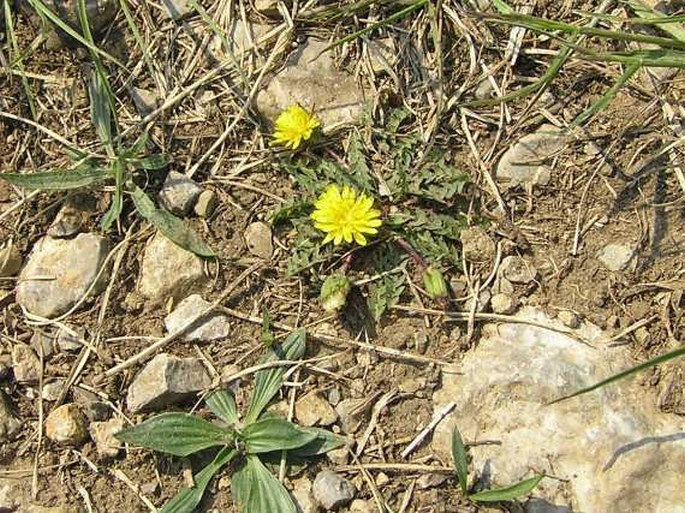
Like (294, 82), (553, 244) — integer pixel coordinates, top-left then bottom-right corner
(272, 104), (320, 149)
(311, 185), (382, 246)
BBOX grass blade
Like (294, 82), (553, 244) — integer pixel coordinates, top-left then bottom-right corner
(130, 185), (215, 257)
(470, 474), (544, 502)
(115, 412), (235, 456)
(550, 346), (685, 404)
(4, 1), (37, 118)
(160, 447), (236, 513)
(451, 426), (469, 498)
(0, 165), (109, 190)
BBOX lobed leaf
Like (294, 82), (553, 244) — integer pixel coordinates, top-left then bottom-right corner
(241, 418), (317, 454)
(115, 413), (234, 457)
(469, 474), (545, 502)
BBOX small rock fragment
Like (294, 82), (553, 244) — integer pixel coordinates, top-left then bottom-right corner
(367, 38), (397, 75)
(0, 242), (22, 277)
(557, 310), (581, 329)
(0, 390), (22, 442)
(335, 398), (366, 434)
(491, 293), (518, 315)
(30, 330), (56, 359)
(193, 190), (218, 218)
(496, 125), (568, 188)
(295, 391), (339, 427)
(0, 478), (20, 512)
(159, 171), (202, 216)
(17, 233), (110, 318)
(47, 197), (91, 238)
(138, 232), (207, 304)
(291, 477), (318, 513)
(327, 444), (350, 465)
(24, 506), (79, 513)
(126, 353), (212, 413)
(164, 294), (231, 342)
(398, 377), (426, 394)
(56, 327), (83, 352)
(312, 470), (355, 510)
(42, 380), (65, 402)
(73, 387), (110, 421)
(500, 256), (537, 284)
(349, 499), (375, 513)
(596, 243), (636, 272)
(130, 87), (159, 117)
(45, 403), (88, 445)
(89, 418), (124, 458)
(464, 289), (491, 313)
(461, 226), (496, 263)
(416, 473), (449, 490)
(161, 0), (193, 20)
(254, 0), (280, 15)
(11, 344), (41, 384)
(244, 221), (273, 260)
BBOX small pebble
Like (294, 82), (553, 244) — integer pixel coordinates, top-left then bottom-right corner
(45, 403), (89, 445)
(312, 470), (355, 510)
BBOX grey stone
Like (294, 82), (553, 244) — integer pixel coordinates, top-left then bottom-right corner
(45, 403), (88, 446)
(89, 417), (124, 458)
(335, 398), (366, 434)
(73, 387), (110, 421)
(312, 470), (355, 510)
(474, 78), (495, 100)
(41, 380), (65, 402)
(47, 199), (90, 238)
(491, 292), (517, 314)
(500, 255), (537, 284)
(161, 0), (193, 20)
(496, 125), (568, 188)
(256, 38), (365, 129)
(138, 231), (207, 304)
(244, 221), (273, 260)
(291, 477), (318, 513)
(416, 473), (449, 490)
(596, 243), (636, 272)
(130, 87), (159, 117)
(326, 444), (350, 465)
(56, 328), (82, 352)
(464, 289), (491, 313)
(164, 294), (231, 342)
(11, 344), (40, 384)
(0, 242), (22, 277)
(17, 233), (110, 318)
(126, 353), (212, 413)
(432, 307), (685, 513)
(0, 478), (20, 512)
(194, 190), (218, 218)
(295, 391), (338, 427)
(30, 330), (56, 359)
(460, 226), (496, 263)
(0, 390), (22, 442)
(159, 171), (202, 216)
(557, 310), (581, 329)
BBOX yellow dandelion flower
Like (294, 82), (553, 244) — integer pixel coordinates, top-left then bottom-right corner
(272, 104), (320, 150)
(310, 185), (382, 246)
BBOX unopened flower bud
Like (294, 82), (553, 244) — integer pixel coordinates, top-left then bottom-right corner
(423, 267), (448, 298)
(320, 274), (352, 312)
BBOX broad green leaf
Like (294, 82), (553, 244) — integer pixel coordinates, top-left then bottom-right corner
(244, 329), (306, 424)
(241, 418), (317, 454)
(0, 166), (109, 190)
(451, 426), (469, 498)
(232, 455), (297, 513)
(206, 390), (240, 425)
(160, 447), (236, 513)
(469, 474), (544, 502)
(288, 428), (346, 457)
(550, 346), (685, 404)
(130, 185), (215, 257)
(115, 413), (234, 456)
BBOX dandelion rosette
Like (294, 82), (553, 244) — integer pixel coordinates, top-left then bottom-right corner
(272, 104), (320, 149)
(310, 185), (382, 246)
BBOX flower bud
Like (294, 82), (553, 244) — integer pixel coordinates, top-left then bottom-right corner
(320, 274), (352, 312)
(423, 267), (448, 298)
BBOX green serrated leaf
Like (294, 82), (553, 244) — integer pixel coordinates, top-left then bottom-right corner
(130, 185), (215, 257)
(451, 426), (469, 497)
(470, 474), (545, 502)
(241, 418), (317, 454)
(288, 428), (346, 457)
(232, 455), (297, 513)
(367, 273), (405, 322)
(244, 329), (306, 424)
(115, 413), (235, 457)
(206, 390), (240, 425)
(160, 447), (236, 513)
(0, 166), (110, 190)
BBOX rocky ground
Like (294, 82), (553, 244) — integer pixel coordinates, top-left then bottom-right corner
(0, 1), (684, 512)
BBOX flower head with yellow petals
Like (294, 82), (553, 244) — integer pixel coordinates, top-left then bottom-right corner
(272, 104), (320, 150)
(310, 185), (382, 246)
